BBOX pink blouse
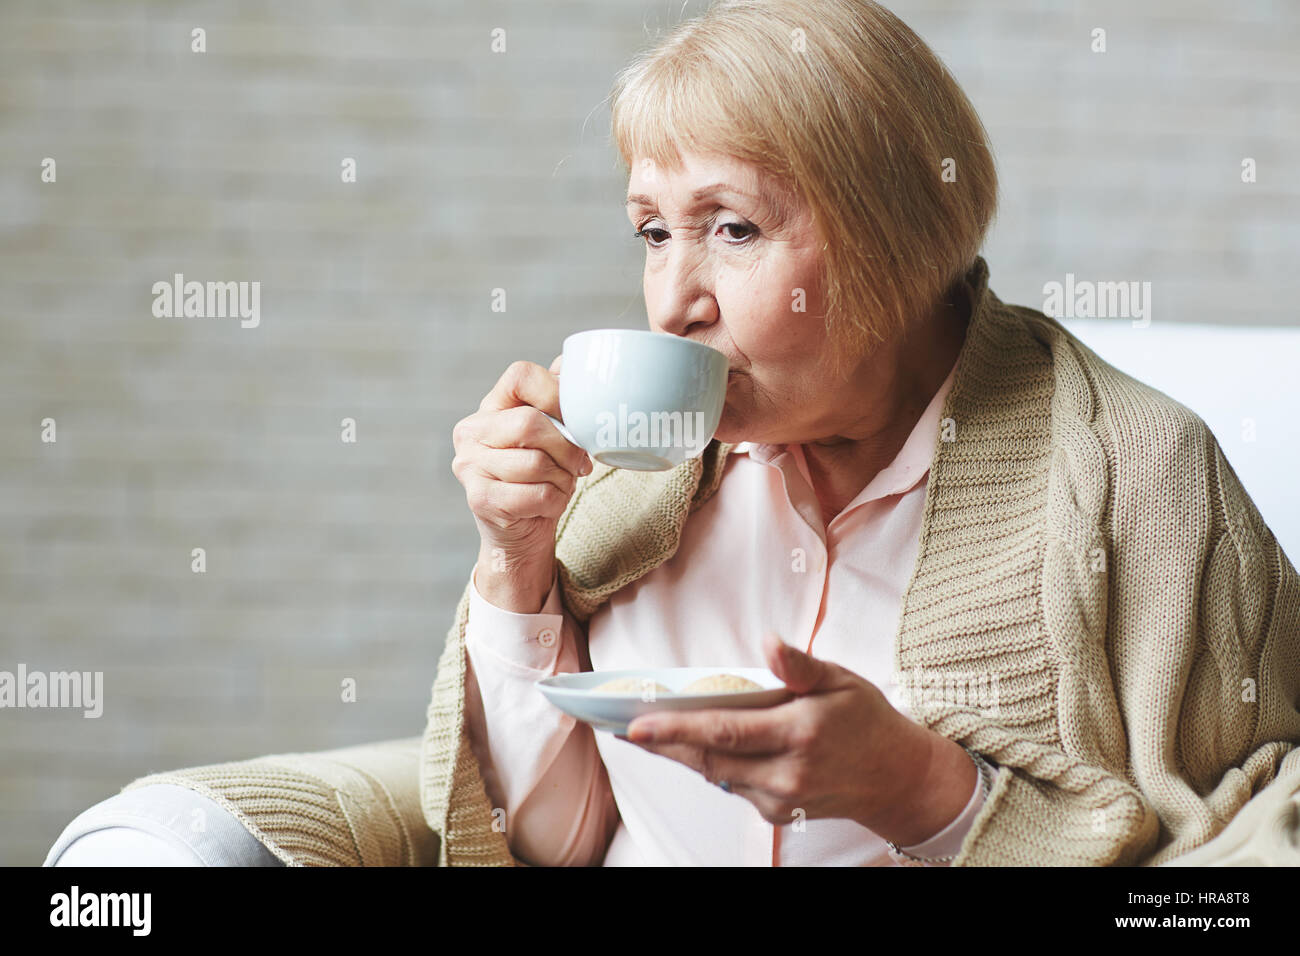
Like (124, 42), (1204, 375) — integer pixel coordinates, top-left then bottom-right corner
(461, 356), (987, 865)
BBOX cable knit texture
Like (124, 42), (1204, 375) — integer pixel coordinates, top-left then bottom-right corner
(418, 256), (1300, 866)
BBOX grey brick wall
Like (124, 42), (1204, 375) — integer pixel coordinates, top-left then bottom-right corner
(1, 0), (1296, 864)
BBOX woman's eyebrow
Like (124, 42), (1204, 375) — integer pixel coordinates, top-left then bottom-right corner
(625, 183), (760, 208)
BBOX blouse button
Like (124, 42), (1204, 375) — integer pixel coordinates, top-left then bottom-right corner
(537, 627), (558, 648)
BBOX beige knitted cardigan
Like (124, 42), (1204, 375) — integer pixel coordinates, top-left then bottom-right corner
(418, 257), (1300, 866)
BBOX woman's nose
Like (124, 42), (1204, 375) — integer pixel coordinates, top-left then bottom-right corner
(650, 243), (719, 337)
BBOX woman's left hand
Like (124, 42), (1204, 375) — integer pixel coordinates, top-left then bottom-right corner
(621, 632), (948, 837)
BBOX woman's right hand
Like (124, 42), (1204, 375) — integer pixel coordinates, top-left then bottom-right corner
(451, 357), (593, 613)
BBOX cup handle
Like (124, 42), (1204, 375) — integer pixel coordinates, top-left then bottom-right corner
(541, 412), (582, 449)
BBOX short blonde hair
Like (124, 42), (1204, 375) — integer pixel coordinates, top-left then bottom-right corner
(609, 0), (997, 377)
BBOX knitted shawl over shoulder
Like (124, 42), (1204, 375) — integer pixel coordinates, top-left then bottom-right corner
(419, 257), (1300, 866)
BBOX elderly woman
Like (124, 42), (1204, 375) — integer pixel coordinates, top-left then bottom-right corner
(422, 0), (1300, 866)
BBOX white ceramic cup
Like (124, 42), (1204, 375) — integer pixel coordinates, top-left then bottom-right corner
(543, 329), (730, 471)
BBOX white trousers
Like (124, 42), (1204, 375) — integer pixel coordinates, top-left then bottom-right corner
(45, 783), (284, 866)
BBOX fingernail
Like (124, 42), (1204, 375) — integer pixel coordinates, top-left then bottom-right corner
(629, 722), (656, 743)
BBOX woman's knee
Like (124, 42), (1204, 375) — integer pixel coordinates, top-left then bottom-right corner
(45, 783), (284, 867)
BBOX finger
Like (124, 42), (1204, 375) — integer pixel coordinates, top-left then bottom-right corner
(481, 360), (561, 417)
(468, 445), (578, 498)
(625, 709), (791, 754)
(474, 405), (591, 478)
(764, 630), (851, 694)
(631, 740), (777, 789)
(549, 354), (563, 374)
(463, 469), (574, 522)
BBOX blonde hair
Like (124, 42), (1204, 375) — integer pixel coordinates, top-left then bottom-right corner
(609, 0), (997, 378)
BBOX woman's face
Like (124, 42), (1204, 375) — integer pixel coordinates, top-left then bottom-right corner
(625, 149), (857, 445)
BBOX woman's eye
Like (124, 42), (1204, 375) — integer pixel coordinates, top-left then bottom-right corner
(720, 222), (755, 243)
(635, 227), (669, 247)
(634, 222), (756, 247)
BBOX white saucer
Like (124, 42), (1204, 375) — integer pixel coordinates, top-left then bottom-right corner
(536, 667), (793, 736)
